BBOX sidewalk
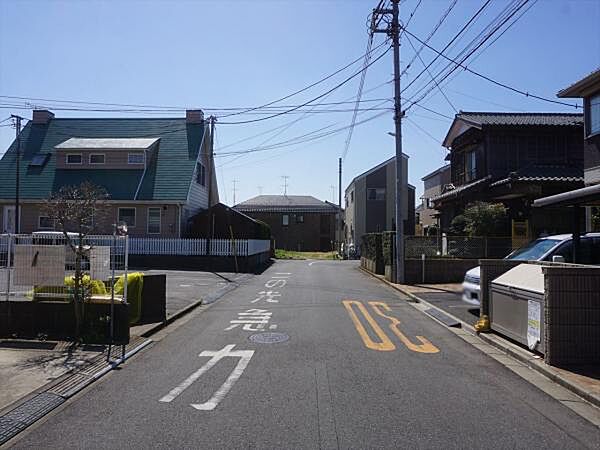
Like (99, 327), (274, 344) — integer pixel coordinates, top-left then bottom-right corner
(0, 269), (251, 445)
(362, 268), (600, 411)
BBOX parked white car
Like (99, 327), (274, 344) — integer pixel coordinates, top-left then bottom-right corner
(462, 233), (600, 305)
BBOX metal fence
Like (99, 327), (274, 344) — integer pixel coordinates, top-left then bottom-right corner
(1, 233), (128, 302)
(128, 238), (271, 257)
(405, 235), (520, 259)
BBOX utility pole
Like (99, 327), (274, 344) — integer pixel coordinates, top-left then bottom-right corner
(281, 175), (290, 196)
(372, 0), (404, 283)
(232, 179), (239, 205)
(207, 116), (216, 238)
(11, 115), (23, 234)
(338, 157), (342, 252)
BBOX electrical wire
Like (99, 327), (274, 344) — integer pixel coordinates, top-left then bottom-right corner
(404, 32), (457, 113)
(216, 44), (392, 125)
(401, 24), (581, 110)
(401, 0), (492, 95)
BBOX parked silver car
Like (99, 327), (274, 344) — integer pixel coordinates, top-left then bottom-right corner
(462, 233), (600, 305)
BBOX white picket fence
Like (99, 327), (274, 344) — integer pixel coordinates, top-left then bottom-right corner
(128, 238), (270, 257)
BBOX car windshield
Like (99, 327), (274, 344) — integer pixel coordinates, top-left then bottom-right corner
(506, 238), (561, 261)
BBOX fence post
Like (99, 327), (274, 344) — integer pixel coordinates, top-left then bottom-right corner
(5, 234), (12, 302)
(421, 253), (425, 284)
(442, 233), (448, 256)
(484, 237), (488, 258)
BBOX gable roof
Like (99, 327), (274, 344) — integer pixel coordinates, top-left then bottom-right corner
(442, 111), (584, 148)
(346, 154), (409, 192)
(558, 68), (600, 98)
(0, 116), (205, 201)
(234, 195), (338, 213)
(421, 164), (450, 181)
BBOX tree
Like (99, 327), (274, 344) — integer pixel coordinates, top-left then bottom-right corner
(43, 182), (110, 338)
(462, 201), (507, 237)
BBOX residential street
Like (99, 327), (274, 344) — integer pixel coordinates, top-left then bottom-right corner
(8, 260), (600, 449)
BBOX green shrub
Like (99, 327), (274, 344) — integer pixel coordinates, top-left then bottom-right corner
(382, 231), (395, 266)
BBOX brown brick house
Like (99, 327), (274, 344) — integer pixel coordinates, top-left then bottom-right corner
(0, 109), (218, 237)
(233, 195), (339, 251)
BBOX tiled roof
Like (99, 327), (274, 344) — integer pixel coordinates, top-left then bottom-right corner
(490, 166), (583, 187)
(0, 117), (205, 201)
(457, 112), (583, 127)
(234, 195), (338, 213)
(431, 176), (492, 202)
(443, 111), (583, 147)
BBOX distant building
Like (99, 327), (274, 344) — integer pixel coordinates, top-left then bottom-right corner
(344, 155), (415, 252)
(234, 195), (339, 251)
(419, 164), (450, 234)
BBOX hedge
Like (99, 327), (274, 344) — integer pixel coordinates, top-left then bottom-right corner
(382, 231), (395, 266)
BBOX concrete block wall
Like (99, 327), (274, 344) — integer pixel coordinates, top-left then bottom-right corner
(543, 266), (600, 366)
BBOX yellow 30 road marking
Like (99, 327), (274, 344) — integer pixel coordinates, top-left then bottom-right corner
(342, 300), (395, 351)
(369, 302), (439, 354)
(342, 300), (439, 354)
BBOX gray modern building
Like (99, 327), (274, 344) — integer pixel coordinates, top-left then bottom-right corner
(344, 155), (415, 253)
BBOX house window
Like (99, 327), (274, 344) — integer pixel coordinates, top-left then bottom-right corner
(89, 154), (105, 164)
(465, 150), (477, 181)
(66, 154), (82, 165)
(296, 215), (304, 224)
(128, 153), (145, 164)
(196, 162), (206, 186)
(38, 216), (55, 230)
(367, 188), (385, 200)
(118, 207), (136, 227)
(282, 214), (289, 226)
(590, 93), (600, 136)
(147, 207), (161, 234)
(350, 191), (354, 202)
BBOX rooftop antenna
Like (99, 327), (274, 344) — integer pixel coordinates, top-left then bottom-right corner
(281, 175), (290, 196)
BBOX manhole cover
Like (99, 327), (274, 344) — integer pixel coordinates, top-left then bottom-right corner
(248, 332), (289, 344)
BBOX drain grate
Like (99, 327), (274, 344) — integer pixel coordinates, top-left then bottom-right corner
(248, 332), (289, 344)
(0, 393), (64, 445)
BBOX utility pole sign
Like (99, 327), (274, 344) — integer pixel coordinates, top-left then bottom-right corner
(371, 0), (405, 283)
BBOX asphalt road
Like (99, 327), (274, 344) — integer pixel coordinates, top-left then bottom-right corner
(9, 261), (600, 449)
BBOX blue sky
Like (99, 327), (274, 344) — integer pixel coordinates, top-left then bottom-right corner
(1, 0), (599, 205)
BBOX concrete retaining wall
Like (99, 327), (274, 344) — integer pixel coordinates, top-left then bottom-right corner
(404, 258), (479, 284)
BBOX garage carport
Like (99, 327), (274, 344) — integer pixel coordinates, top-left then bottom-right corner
(533, 183), (600, 263)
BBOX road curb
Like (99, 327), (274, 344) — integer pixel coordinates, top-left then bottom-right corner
(361, 266), (600, 411)
(1, 275), (251, 446)
(0, 338), (152, 447)
(358, 267), (420, 303)
(140, 274), (250, 338)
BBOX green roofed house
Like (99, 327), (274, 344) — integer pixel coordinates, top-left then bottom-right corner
(0, 109), (218, 237)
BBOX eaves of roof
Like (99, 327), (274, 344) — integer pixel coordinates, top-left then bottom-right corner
(490, 175), (584, 188)
(431, 175), (491, 202)
(557, 68), (600, 98)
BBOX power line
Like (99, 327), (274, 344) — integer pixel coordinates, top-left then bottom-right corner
(404, 0), (530, 105)
(404, 32), (457, 113)
(400, 0), (458, 78)
(216, 39), (391, 119)
(341, 22), (376, 161)
(401, 23), (581, 110)
(401, 0), (492, 95)
(216, 45), (392, 125)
